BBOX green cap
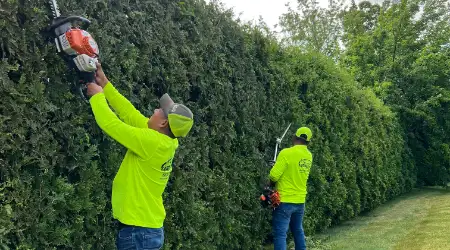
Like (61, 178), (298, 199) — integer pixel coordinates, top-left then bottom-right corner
(159, 93), (194, 138)
(295, 127), (312, 142)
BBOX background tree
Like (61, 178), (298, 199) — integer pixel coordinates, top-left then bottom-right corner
(279, 0), (345, 58)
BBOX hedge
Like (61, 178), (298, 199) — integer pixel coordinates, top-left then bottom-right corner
(0, 0), (414, 249)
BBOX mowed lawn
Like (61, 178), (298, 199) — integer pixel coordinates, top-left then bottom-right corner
(307, 187), (450, 250)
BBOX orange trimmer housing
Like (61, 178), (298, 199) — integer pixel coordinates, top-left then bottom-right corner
(58, 28), (99, 58)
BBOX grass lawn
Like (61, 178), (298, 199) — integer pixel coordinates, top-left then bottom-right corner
(310, 187), (450, 250)
(265, 187), (450, 250)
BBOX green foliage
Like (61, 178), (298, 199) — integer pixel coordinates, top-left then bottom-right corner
(0, 0), (421, 249)
(279, 0), (344, 57)
(275, 50), (414, 233)
(340, 0), (450, 186)
(281, 0), (450, 187)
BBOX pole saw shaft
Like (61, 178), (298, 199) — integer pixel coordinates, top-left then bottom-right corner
(273, 123), (292, 161)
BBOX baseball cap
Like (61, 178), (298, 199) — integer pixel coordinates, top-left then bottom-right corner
(159, 93), (194, 138)
(295, 127), (312, 142)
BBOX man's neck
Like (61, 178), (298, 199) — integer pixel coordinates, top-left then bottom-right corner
(149, 126), (175, 139)
(161, 128), (175, 139)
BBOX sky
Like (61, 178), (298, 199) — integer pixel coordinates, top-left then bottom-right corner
(205, 0), (384, 32)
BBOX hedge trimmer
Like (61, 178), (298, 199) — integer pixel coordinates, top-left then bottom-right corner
(260, 123), (292, 209)
(45, 0), (100, 100)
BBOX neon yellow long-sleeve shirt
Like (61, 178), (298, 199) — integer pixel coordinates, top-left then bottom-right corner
(269, 145), (313, 203)
(89, 82), (178, 228)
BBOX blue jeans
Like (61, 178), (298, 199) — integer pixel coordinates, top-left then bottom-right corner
(116, 226), (164, 250)
(272, 203), (306, 250)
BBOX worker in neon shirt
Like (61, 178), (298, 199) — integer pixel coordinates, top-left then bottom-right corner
(269, 127), (313, 250)
(86, 63), (194, 250)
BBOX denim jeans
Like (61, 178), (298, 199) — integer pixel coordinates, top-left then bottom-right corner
(116, 225), (164, 250)
(272, 203), (306, 250)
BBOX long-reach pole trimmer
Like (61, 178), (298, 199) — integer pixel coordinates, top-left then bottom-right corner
(260, 122), (292, 209)
(273, 123), (292, 162)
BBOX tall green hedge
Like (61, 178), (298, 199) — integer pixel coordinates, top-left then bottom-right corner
(1, 0), (414, 249)
(339, 0), (450, 187)
(274, 48), (415, 232)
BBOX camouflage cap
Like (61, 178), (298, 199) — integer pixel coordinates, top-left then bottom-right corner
(159, 93), (194, 138)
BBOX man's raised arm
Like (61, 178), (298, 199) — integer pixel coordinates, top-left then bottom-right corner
(95, 63), (148, 128)
(86, 83), (155, 158)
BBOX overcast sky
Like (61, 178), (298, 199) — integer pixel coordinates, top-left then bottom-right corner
(205, 0), (384, 32)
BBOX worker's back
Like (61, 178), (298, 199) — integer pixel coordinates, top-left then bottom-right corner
(269, 145), (313, 204)
(111, 131), (178, 229)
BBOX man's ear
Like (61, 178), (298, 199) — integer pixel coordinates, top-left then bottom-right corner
(160, 118), (169, 128)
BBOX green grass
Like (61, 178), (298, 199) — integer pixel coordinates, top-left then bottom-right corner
(264, 187), (450, 250)
(310, 187), (450, 250)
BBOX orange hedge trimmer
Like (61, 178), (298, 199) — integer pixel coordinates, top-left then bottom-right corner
(45, 0), (100, 100)
(260, 123), (291, 209)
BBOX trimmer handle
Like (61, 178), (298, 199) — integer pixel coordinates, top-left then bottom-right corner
(47, 16), (91, 35)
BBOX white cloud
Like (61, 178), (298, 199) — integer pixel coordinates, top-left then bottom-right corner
(205, 0), (384, 32)
(208, 0), (298, 31)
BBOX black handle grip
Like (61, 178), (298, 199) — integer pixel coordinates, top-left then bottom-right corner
(48, 16), (91, 31)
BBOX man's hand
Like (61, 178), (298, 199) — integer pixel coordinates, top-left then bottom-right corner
(86, 82), (103, 97)
(94, 62), (109, 87)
